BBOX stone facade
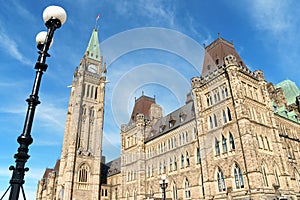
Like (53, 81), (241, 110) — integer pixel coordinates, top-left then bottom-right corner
(37, 32), (300, 200)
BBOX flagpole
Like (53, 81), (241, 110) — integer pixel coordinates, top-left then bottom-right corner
(95, 13), (100, 30)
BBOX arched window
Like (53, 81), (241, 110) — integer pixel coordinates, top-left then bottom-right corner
(186, 152), (190, 167)
(225, 88), (228, 97)
(234, 163), (244, 189)
(215, 138), (220, 155)
(186, 131), (188, 143)
(181, 154), (185, 168)
(262, 166), (269, 187)
(229, 133), (235, 150)
(223, 110), (227, 123)
(222, 135), (227, 153)
(209, 116), (213, 129)
(227, 107), (232, 121)
(78, 164), (89, 183)
(173, 184), (178, 200)
(185, 178), (191, 198)
(169, 158), (173, 171)
(214, 114), (218, 127)
(174, 156), (177, 170)
(217, 167), (226, 192)
(221, 88), (225, 99)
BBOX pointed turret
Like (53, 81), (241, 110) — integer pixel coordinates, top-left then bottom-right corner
(85, 28), (101, 61)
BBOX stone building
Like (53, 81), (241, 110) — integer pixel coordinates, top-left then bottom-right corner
(37, 29), (300, 200)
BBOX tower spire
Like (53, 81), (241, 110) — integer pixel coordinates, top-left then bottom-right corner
(85, 29), (101, 61)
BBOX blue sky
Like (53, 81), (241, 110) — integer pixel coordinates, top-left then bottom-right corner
(0, 0), (300, 199)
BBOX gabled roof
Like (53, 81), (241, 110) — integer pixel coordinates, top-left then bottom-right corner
(129, 95), (156, 124)
(202, 36), (246, 76)
(85, 28), (101, 61)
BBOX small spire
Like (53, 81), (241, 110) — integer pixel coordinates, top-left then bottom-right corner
(85, 29), (101, 61)
(218, 32), (220, 38)
(142, 91), (144, 96)
(203, 43), (206, 48)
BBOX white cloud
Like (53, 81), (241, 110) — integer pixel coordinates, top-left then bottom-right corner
(106, 0), (175, 27)
(0, 30), (31, 66)
(250, 0), (292, 34)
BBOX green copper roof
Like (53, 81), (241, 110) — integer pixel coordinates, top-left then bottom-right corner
(85, 29), (101, 61)
(275, 79), (300, 105)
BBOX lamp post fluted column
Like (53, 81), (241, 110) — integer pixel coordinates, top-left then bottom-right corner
(3, 6), (67, 200)
(159, 175), (168, 200)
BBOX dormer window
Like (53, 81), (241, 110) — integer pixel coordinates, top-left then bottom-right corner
(159, 126), (163, 133)
(216, 59), (219, 65)
(207, 65), (211, 70)
(179, 113), (186, 123)
(169, 121), (174, 128)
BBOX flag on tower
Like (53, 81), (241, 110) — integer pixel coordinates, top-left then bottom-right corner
(96, 13), (101, 21)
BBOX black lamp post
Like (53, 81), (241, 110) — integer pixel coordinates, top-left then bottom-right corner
(0, 5), (66, 200)
(159, 175), (168, 200)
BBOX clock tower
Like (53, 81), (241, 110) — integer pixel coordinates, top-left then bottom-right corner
(56, 28), (106, 200)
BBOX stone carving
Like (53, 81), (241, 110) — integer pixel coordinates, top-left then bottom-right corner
(224, 54), (237, 66)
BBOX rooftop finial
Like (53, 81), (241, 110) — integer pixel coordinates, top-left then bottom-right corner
(218, 32), (220, 38)
(142, 91), (144, 96)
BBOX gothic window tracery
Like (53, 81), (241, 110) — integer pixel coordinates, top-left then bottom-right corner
(234, 163), (244, 189)
(217, 167), (226, 192)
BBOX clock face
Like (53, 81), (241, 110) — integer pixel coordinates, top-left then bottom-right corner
(88, 64), (97, 73)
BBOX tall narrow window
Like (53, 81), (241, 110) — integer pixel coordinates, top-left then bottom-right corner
(262, 166), (269, 187)
(169, 158), (173, 171)
(222, 135), (227, 153)
(185, 178), (191, 198)
(215, 138), (220, 155)
(179, 135), (182, 145)
(217, 167), (226, 192)
(229, 133), (235, 150)
(265, 137), (271, 150)
(163, 160), (166, 173)
(209, 116), (213, 129)
(221, 88), (225, 99)
(86, 84), (90, 98)
(159, 162), (162, 174)
(186, 152), (190, 167)
(173, 184), (178, 200)
(227, 107), (232, 121)
(94, 87), (98, 99)
(181, 154), (185, 168)
(234, 163), (244, 189)
(214, 114), (218, 127)
(225, 88), (228, 97)
(223, 110), (227, 123)
(185, 131), (188, 143)
(197, 148), (201, 164)
(90, 86), (94, 98)
(174, 156), (177, 170)
(78, 164), (89, 183)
